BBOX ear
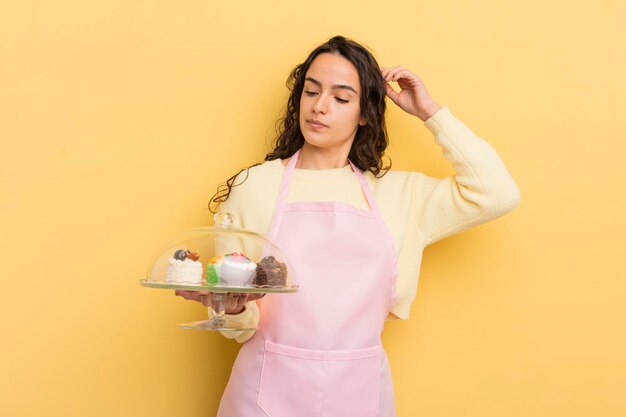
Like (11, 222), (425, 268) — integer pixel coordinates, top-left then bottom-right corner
(359, 115), (367, 126)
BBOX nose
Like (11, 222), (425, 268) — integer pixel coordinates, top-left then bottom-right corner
(312, 93), (328, 114)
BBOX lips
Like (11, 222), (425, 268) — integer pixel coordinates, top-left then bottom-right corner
(307, 119), (328, 128)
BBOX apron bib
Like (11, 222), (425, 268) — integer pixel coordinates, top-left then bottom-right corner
(218, 148), (399, 417)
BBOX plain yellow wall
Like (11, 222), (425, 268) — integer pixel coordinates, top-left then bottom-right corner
(1, 1), (624, 416)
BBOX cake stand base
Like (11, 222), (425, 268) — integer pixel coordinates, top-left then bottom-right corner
(178, 318), (258, 332)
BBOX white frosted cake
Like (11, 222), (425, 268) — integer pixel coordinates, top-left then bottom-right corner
(166, 249), (203, 284)
(219, 252), (257, 286)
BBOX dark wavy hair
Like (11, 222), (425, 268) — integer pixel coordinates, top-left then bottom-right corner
(209, 35), (391, 213)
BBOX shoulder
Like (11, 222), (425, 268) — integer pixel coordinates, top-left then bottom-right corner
(363, 168), (426, 193)
(231, 159), (282, 188)
(217, 159), (282, 220)
(216, 159), (282, 233)
(362, 168), (444, 209)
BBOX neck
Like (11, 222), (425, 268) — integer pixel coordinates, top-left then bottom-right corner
(295, 142), (351, 170)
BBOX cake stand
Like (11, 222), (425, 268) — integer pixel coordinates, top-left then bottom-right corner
(141, 212), (297, 332)
(140, 279), (298, 331)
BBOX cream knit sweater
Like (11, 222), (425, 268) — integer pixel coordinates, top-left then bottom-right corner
(211, 106), (520, 343)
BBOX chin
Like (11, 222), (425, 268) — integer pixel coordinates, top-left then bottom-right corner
(300, 127), (354, 150)
(302, 135), (334, 149)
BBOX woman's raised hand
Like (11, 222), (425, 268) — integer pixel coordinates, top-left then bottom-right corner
(380, 66), (442, 122)
(174, 290), (265, 315)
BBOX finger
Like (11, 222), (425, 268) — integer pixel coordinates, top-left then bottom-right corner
(225, 293), (243, 309)
(384, 82), (400, 102)
(381, 66), (401, 81)
(200, 294), (212, 307)
(175, 290), (197, 301)
(247, 293), (266, 302)
(381, 65), (404, 80)
(236, 293), (248, 307)
(383, 66), (405, 81)
(176, 290), (208, 298)
(235, 296), (247, 311)
(387, 68), (415, 83)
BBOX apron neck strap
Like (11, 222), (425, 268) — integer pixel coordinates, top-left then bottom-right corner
(348, 159), (381, 214)
(280, 148), (380, 212)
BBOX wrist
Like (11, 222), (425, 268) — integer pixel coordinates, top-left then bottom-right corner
(418, 103), (442, 121)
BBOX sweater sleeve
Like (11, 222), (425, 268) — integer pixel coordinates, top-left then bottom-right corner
(208, 301), (259, 343)
(416, 106), (521, 246)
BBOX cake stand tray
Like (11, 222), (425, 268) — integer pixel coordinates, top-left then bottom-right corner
(140, 279), (298, 293)
(140, 279), (297, 332)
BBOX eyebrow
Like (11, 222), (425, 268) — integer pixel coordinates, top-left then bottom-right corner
(305, 77), (358, 94)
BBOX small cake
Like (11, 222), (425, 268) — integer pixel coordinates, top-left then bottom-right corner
(206, 255), (223, 285)
(219, 252), (257, 286)
(254, 256), (288, 287)
(166, 249), (202, 284)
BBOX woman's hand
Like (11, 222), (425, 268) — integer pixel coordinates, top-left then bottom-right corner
(380, 66), (442, 122)
(174, 290), (265, 315)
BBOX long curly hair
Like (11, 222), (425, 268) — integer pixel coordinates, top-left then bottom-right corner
(209, 35), (391, 213)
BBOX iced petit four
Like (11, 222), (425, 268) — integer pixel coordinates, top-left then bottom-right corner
(206, 255), (223, 285)
(253, 256), (288, 287)
(166, 249), (202, 284)
(218, 252), (257, 286)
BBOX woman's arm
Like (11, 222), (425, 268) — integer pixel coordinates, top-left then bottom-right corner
(382, 65), (520, 245)
(416, 107), (520, 245)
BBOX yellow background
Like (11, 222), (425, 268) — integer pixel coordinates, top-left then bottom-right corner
(1, 1), (624, 416)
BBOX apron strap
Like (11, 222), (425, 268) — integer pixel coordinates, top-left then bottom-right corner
(348, 160), (381, 214)
(349, 160), (399, 310)
(267, 149), (301, 240)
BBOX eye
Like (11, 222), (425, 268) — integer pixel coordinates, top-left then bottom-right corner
(304, 90), (318, 96)
(335, 97), (349, 103)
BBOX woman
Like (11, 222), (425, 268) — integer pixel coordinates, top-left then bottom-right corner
(177, 35), (520, 417)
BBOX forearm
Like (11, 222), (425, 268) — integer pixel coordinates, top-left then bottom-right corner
(416, 106), (520, 244)
(417, 102), (443, 122)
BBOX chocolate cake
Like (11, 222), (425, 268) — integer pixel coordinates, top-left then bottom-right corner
(254, 256), (288, 287)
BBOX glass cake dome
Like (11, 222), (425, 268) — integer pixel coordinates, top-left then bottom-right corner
(141, 212), (297, 331)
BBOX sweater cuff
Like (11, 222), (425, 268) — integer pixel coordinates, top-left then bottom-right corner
(208, 302), (254, 323)
(389, 298), (411, 320)
(208, 301), (259, 343)
(423, 106), (455, 134)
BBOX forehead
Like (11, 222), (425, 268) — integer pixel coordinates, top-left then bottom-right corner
(305, 53), (360, 90)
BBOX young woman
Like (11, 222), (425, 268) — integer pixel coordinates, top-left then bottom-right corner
(176, 35), (520, 417)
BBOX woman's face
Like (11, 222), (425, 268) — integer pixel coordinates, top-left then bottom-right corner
(299, 53), (365, 151)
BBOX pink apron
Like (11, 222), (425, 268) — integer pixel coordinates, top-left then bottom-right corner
(217, 148), (399, 417)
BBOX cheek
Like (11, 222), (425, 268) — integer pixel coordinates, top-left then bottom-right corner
(299, 96), (311, 117)
(344, 103), (362, 125)
(298, 98), (306, 119)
